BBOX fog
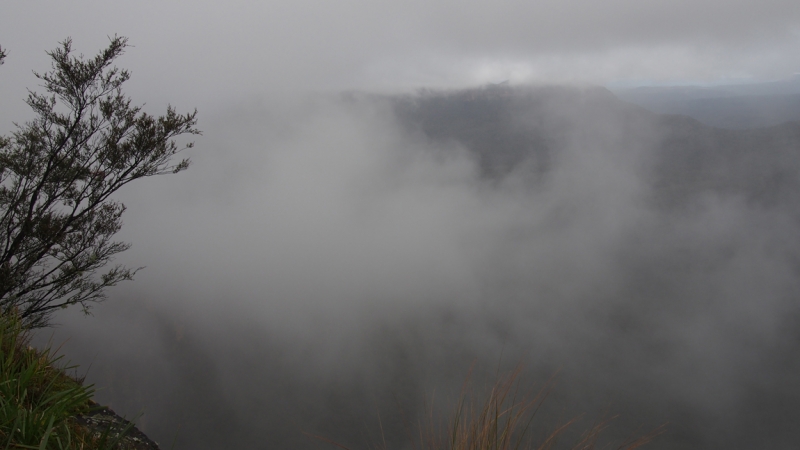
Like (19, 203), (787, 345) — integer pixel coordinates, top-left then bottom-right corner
(2, 0), (800, 112)
(2, 1), (800, 449)
(16, 86), (796, 449)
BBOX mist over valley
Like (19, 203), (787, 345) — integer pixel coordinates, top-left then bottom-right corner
(29, 83), (800, 449)
(4, 2), (800, 448)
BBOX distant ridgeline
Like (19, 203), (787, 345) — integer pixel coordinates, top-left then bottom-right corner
(612, 75), (800, 129)
(386, 83), (800, 212)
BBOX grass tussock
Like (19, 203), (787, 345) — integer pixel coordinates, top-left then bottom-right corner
(312, 364), (663, 450)
(0, 313), (133, 449)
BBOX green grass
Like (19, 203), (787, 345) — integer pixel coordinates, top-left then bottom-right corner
(0, 313), (133, 450)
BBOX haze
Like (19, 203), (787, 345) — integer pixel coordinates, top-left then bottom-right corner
(2, 2), (800, 450)
(2, 0), (800, 107)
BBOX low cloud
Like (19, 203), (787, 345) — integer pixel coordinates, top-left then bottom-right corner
(31, 89), (800, 448)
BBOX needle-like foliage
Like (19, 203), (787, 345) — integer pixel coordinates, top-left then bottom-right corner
(0, 37), (199, 327)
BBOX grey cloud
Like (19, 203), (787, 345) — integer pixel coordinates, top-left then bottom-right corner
(1, 0), (800, 109)
(2, 2), (800, 448)
(28, 86), (800, 449)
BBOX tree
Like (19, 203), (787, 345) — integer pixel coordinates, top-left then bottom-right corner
(0, 36), (199, 327)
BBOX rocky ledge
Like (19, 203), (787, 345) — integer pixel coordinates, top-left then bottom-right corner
(75, 402), (161, 450)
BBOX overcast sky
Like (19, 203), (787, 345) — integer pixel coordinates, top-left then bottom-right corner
(2, 0), (800, 112)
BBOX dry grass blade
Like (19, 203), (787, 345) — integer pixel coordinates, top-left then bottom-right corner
(304, 431), (355, 450)
(310, 363), (663, 450)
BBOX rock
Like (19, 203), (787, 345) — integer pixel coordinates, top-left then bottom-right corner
(74, 402), (161, 450)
